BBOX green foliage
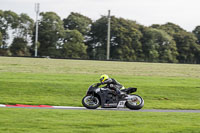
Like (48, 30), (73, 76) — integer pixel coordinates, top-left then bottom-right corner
(151, 22), (186, 36)
(0, 9), (200, 64)
(0, 32), (2, 46)
(173, 31), (199, 63)
(3, 10), (19, 29)
(88, 16), (108, 59)
(0, 10), (17, 48)
(10, 37), (30, 56)
(110, 17), (143, 61)
(36, 12), (65, 57)
(193, 25), (200, 44)
(63, 12), (92, 36)
(62, 30), (87, 58)
(16, 13), (34, 38)
(0, 10), (8, 47)
(0, 49), (11, 56)
(63, 12), (92, 58)
(0, 10), (33, 51)
(89, 16), (143, 61)
(152, 22), (200, 63)
(141, 27), (178, 62)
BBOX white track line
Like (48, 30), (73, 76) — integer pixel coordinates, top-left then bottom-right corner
(1, 104), (200, 113)
(0, 104), (6, 107)
(52, 106), (85, 109)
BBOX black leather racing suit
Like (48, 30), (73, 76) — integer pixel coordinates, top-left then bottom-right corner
(100, 78), (123, 95)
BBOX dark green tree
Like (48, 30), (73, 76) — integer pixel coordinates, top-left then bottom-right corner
(0, 10), (20, 55)
(152, 22), (199, 63)
(0, 10), (33, 55)
(88, 16), (107, 59)
(0, 10), (8, 49)
(192, 26), (200, 63)
(10, 37), (30, 56)
(62, 30), (87, 58)
(0, 32), (2, 47)
(173, 32), (200, 63)
(193, 26), (200, 44)
(140, 27), (178, 62)
(88, 16), (143, 61)
(15, 13), (34, 39)
(35, 12), (65, 57)
(0, 10), (19, 49)
(63, 12), (92, 36)
(110, 17), (143, 61)
(151, 22), (186, 36)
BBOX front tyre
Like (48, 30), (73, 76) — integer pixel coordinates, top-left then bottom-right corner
(82, 95), (100, 109)
(125, 94), (144, 110)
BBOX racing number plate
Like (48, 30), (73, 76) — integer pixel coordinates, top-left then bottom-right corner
(117, 101), (126, 108)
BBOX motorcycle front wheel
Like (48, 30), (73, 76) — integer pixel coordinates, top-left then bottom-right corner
(82, 95), (100, 109)
(125, 94), (144, 110)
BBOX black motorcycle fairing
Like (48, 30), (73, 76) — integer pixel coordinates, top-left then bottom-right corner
(121, 87), (137, 94)
(98, 88), (119, 108)
(86, 83), (99, 95)
(86, 85), (119, 108)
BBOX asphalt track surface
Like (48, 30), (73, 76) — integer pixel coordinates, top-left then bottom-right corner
(1, 105), (200, 113)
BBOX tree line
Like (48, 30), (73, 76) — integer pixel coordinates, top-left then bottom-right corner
(0, 10), (200, 63)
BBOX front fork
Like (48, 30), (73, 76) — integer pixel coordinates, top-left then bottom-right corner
(86, 92), (95, 100)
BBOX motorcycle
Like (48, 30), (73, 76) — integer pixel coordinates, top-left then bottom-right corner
(82, 83), (144, 110)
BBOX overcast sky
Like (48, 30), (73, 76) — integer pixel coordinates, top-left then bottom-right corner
(0, 0), (200, 32)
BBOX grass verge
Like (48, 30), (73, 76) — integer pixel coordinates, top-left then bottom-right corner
(0, 57), (200, 109)
(0, 108), (200, 133)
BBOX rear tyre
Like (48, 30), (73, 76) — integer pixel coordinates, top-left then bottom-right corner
(82, 95), (100, 109)
(125, 94), (144, 110)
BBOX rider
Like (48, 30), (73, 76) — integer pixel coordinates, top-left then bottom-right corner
(97, 74), (125, 96)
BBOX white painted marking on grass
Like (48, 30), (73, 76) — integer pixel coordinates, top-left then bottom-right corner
(0, 104), (6, 107)
(52, 106), (85, 109)
(1, 104), (200, 113)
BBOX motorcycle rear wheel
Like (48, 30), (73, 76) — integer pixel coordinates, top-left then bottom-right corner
(82, 95), (100, 109)
(125, 94), (144, 110)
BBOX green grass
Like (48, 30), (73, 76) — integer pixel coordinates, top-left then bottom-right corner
(0, 57), (200, 133)
(0, 57), (200, 109)
(0, 108), (200, 133)
(0, 56), (200, 77)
